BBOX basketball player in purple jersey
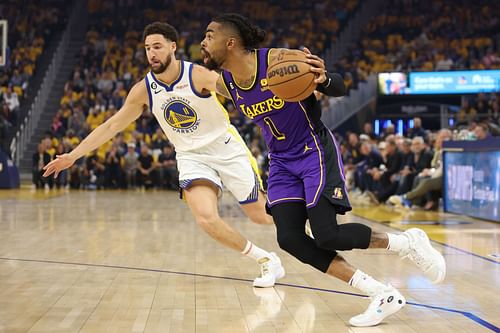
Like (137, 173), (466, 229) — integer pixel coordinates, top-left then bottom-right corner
(200, 13), (446, 327)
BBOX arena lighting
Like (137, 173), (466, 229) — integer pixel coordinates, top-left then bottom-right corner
(397, 120), (403, 135)
(384, 119), (392, 129)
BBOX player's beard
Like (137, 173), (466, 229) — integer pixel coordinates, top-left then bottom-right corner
(151, 54), (172, 74)
(202, 49), (222, 70)
(205, 57), (221, 71)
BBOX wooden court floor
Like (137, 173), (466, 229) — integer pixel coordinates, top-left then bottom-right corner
(0, 188), (499, 333)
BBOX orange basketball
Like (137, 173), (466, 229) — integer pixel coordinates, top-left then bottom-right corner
(266, 50), (317, 102)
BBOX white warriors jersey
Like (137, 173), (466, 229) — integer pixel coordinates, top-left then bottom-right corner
(144, 61), (230, 152)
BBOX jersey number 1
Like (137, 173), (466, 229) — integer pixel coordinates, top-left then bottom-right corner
(264, 117), (286, 141)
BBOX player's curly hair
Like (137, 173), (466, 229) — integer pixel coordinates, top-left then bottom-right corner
(143, 22), (178, 43)
(213, 13), (266, 50)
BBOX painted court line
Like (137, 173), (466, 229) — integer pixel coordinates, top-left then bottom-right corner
(1, 257), (498, 332)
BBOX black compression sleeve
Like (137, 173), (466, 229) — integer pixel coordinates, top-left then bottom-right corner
(316, 72), (345, 97)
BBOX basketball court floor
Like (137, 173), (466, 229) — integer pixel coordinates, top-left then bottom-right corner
(0, 188), (499, 332)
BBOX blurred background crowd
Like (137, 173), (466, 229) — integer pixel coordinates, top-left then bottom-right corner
(1, 0), (498, 212)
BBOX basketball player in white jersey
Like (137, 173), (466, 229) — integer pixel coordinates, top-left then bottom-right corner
(43, 22), (285, 288)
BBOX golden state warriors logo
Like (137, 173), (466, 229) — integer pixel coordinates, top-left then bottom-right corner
(162, 99), (200, 133)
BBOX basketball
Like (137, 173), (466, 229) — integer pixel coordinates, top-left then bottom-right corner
(266, 50), (317, 102)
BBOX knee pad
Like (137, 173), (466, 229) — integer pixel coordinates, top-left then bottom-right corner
(314, 223), (371, 251)
(277, 232), (304, 257)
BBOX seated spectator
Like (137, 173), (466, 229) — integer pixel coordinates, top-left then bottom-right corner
(389, 129), (452, 210)
(396, 136), (433, 195)
(362, 122), (377, 140)
(86, 107), (105, 131)
(123, 142), (138, 188)
(1, 103), (13, 128)
(456, 99), (478, 126)
(408, 117), (426, 138)
(137, 144), (158, 189)
(82, 153), (105, 190)
(473, 123), (491, 140)
(367, 138), (403, 204)
(354, 140), (383, 192)
(104, 145), (123, 188)
(346, 132), (363, 165)
(3, 87), (19, 124)
(32, 142), (52, 189)
(151, 127), (168, 151)
(158, 144), (178, 190)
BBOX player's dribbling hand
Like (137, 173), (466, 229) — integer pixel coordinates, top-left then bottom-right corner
(42, 153), (76, 178)
(302, 47), (327, 84)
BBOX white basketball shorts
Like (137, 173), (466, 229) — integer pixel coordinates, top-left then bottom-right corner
(176, 125), (262, 204)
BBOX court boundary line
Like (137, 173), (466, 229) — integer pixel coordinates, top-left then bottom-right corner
(351, 213), (500, 265)
(1, 256), (498, 332)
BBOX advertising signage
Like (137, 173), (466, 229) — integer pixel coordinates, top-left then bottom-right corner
(378, 70), (500, 95)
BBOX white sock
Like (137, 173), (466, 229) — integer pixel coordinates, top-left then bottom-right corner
(386, 233), (409, 252)
(349, 269), (387, 296)
(241, 241), (270, 261)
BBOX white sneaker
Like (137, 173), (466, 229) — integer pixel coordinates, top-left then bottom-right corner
(253, 252), (285, 288)
(349, 285), (406, 327)
(401, 228), (446, 284)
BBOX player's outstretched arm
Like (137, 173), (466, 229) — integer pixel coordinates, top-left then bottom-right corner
(43, 80), (147, 178)
(191, 64), (231, 99)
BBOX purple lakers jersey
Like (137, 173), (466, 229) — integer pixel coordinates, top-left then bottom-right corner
(221, 48), (318, 157)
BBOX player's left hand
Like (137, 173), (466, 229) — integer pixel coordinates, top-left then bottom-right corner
(303, 47), (327, 84)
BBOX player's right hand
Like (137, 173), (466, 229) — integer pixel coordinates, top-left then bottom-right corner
(43, 154), (76, 178)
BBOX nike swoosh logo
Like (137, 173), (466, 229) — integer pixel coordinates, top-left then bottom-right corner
(154, 90), (161, 94)
(224, 137), (231, 144)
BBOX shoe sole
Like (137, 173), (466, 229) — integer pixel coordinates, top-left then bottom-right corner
(407, 228), (446, 284)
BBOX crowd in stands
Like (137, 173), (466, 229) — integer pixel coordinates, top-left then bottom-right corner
(27, 0), (500, 216)
(0, 0), (66, 152)
(336, 0), (500, 93)
(457, 93), (500, 135)
(340, 114), (497, 211)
